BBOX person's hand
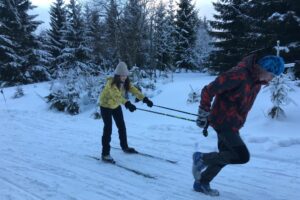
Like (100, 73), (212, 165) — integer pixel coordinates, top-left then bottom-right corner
(143, 97), (153, 107)
(196, 107), (209, 128)
(125, 101), (136, 112)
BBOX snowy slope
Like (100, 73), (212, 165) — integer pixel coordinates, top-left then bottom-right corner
(0, 73), (299, 200)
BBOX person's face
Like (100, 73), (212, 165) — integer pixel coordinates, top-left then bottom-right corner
(120, 75), (127, 82)
(258, 66), (275, 83)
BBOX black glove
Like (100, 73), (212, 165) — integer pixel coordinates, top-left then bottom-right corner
(135, 97), (140, 103)
(125, 101), (136, 112)
(196, 107), (209, 128)
(143, 97), (153, 107)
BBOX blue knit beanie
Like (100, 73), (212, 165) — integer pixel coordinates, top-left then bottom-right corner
(257, 55), (285, 76)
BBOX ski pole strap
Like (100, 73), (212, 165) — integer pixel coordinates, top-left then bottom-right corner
(136, 108), (196, 122)
(153, 105), (198, 116)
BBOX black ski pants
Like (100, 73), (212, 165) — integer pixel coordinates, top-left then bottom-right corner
(101, 106), (129, 156)
(200, 131), (250, 184)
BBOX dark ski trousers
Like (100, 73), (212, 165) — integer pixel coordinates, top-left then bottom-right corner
(200, 131), (250, 184)
(101, 106), (128, 156)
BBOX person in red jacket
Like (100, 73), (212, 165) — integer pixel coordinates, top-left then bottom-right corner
(192, 54), (285, 196)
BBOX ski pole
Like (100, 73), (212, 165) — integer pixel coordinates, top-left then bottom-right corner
(136, 108), (196, 122)
(0, 88), (6, 103)
(153, 105), (199, 116)
(135, 99), (199, 116)
(137, 108), (209, 137)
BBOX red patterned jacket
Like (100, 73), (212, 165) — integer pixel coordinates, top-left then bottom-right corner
(200, 54), (264, 133)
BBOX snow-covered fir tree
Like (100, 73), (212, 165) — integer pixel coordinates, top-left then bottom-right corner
(260, 0), (300, 79)
(47, 0), (95, 115)
(208, 0), (254, 73)
(119, 0), (149, 67)
(174, 0), (199, 71)
(268, 74), (294, 119)
(194, 18), (213, 70)
(165, 0), (177, 71)
(103, 0), (121, 69)
(0, 0), (24, 86)
(207, 0), (299, 75)
(83, 3), (104, 74)
(58, 0), (92, 76)
(152, 1), (169, 72)
(47, 0), (67, 78)
(0, 0), (49, 86)
(268, 41), (294, 119)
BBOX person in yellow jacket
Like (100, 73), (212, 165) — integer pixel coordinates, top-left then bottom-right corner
(99, 62), (153, 162)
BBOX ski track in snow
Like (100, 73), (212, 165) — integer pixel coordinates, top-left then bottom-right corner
(1, 74), (300, 200)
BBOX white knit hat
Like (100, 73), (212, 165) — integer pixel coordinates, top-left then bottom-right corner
(114, 62), (129, 76)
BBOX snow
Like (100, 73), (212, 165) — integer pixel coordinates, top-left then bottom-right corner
(268, 11), (300, 25)
(1, 73), (300, 200)
(285, 63), (295, 68)
(268, 12), (286, 21)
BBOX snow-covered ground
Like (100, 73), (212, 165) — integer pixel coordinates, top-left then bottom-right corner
(0, 73), (299, 200)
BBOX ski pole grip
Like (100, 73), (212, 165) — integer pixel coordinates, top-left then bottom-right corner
(202, 122), (209, 137)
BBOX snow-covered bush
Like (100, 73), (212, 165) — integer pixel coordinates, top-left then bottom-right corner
(47, 80), (80, 115)
(47, 67), (106, 115)
(187, 85), (200, 104)
(46, 64), (160, 116)
(128, 66), (156, 98)
(268, 74), (295, 119)
(129, 66), (150, 84)
(80, 75), (106, 105)
(294, 62), (300, 80)
(92, 106), (102, 119)
(12, 86), (25, 99)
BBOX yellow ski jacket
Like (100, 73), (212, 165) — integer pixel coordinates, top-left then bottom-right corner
(99, 77), (145, 109)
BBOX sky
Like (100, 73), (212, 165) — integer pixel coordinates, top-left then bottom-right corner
(31, 0), (216, 32)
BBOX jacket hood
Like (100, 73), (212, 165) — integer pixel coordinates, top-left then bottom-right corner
(237, 54), (257, 70)
(237, 54), (261, 82)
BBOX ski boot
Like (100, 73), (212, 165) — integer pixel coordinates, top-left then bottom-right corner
(193, 181), (220, 196)
(101, 155), (115, 163)
(123, 147), (138, 154)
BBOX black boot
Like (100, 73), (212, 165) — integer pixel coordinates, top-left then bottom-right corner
(101, 155), (115, 163)
(123, 147), (138, 154)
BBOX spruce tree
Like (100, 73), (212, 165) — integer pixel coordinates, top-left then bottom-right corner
(247, 0), (300, 78)
(119, 0), (148, 67)
(174, 0), (199, 71)
(0, 0), (48, 85)
(153, 1), (169, 72)
(58, 0), (91, 75)
(84, 3), (104, 73)
(0, 0), (24, 85)
(208, 0), (253, 73)
(165, 0), (177, 70)
(47, 0), (67, 78)
(195, 18), (213, 70)
(268, 74), (294, 119)
(103, 0), (120, 68)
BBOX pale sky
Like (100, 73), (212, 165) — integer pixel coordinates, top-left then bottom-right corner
(31, 0), (216, 32)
